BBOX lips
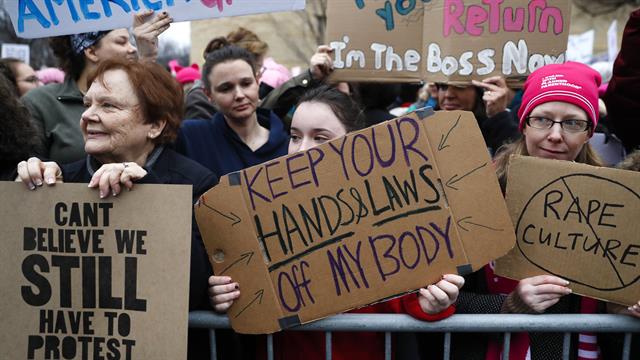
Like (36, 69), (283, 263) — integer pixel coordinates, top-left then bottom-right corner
(233, 103), (251, 112)
(442, 103), (460, 110)
(85, 130), (108, 139)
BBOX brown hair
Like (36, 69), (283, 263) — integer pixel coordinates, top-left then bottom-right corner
(87, 59), (183, 144)
(0, 58), (21, 95)
(616, 150), (640, 172)
(493, 137), (603, 192)
(203, 27), (268, 61)
(201, 37), (257, 94)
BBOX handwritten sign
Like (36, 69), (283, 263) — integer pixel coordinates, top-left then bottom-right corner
(327, 0), (571, 84)
(495, 156), (640, 306)
(0, 182), (192, 359)
(1, 43), (31, 64)
(195, 110), (516, 334)
(6, 0), (306, 39)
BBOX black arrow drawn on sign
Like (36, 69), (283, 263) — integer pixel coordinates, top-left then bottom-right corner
(445, 162), (488, 190)
(199, 198), (241, 226)
(438, 114), (461, 151)
(456, 216), (504, 232)
(219, 252), (255, 275)
(234, 289), (265, 319)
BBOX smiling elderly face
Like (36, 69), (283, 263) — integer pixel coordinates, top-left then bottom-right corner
(80, 69), (160, 164)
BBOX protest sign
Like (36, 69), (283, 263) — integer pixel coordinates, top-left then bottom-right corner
(327, 0), (572, 84)
(1, 43), (30, 64)
(495, 156), (640, 306)
(6, 0), (306, 39)
(195, 109), (516, 334)
(0, 182), (192, 359)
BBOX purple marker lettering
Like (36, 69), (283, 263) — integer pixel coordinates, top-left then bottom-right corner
(398, 231), (421, 269)
(306, 148), (325, 187)
(351, 134), (374, 177)
(396, 118), (429, 167)
(369, 234), (400, 281)
(286, 153), (311, 190)
(265, 160), (288, 200)
(371, 124), (397, 168)
(328, 137), (350, 180)
(416, 225), (440, 265)
(243, 168), (271, 211)
(430, 216), (453, 258)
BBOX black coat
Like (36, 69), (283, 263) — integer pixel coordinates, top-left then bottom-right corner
(61, 147), (219, 359)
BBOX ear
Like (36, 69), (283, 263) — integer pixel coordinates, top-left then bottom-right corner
(83, 46), (101, 64)
(147, 119), (167, 140)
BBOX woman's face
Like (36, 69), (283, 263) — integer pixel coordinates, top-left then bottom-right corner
(207, 59), (259, 122)
(289, 101), (347, 154)
(14, 62), (41, 96)
(523, 101), (591, 161)
(81, 69), (160, 163)
(93, 29), (137, 62)
(437, 84), (477, 111)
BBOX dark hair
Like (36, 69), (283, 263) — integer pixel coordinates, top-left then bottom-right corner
(355, 82), (400, 110)
(0, 58), (21, 96)
(202, 37), (257, 93)
(296, 85), (364, 133)
(50, 36), (86, 81)
(87, 59), (183, 144)
(0, 73), (42, 174)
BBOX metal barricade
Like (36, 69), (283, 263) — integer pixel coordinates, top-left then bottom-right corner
(189, 312), (640, 360)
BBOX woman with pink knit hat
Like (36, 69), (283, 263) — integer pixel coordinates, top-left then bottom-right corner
(440, 62), (639, 360)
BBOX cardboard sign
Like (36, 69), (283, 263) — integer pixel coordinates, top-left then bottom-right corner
(326, 0), (571, 84)
(6, 0), (306, 39)
(195, 110), (516, 334)
(495, 156), (640, 306)
(0, 182), (192, 359)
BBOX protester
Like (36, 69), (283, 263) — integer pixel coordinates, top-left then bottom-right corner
(445, 61), (639, 360)
(184, 27), (269, 120)
(36, 67), (65, 85)
(0, 73), (42, 180)
(175, 63), (202, 93)
(435, 76), (520, 154)
(208, 85), (465, 360)
(22, 11), (172, 164)
(15, 59), (217, 360)
(176, 39), (289, 177)
(0, 57), (42, 97)
(353, 82), (400, 127)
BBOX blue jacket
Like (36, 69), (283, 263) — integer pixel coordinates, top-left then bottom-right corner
(176, 109), (289, 177)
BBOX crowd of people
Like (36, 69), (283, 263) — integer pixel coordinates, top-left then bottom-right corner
(2, 8), (640, 360)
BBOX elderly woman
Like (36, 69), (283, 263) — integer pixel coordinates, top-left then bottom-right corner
(17, 59), (217, 359)
(22, 11), (172, 164)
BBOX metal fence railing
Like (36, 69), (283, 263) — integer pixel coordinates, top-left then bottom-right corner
(189, 312), (640, 360)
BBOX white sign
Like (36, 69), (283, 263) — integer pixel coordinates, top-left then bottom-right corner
(566, 29), (595, 63)
(1, 43), (30, 65)
(608, 20), (619, 62)
(7, 0), (306, 39)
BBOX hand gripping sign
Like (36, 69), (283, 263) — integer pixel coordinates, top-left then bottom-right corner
(7, 0), (306, 39)
(496, 156), (640, 306)
(195, 109), (516, 334)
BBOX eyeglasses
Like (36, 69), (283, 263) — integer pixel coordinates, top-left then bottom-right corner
(526, 116), (590, 133)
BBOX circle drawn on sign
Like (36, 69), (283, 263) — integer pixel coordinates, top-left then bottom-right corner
(212, 249), (225, 263)
(515, 173), (640, 291)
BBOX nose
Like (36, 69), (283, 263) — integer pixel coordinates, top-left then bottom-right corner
(297, 137), (314, 152)
(81, 105), (98, 125)
(546, 122), (563, 142)
(234, 85), (246, 100)
(128, 41), (137, 55)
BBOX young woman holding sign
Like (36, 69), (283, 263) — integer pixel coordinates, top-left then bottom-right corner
(208, 85), (465, 360)
(445, 62), (640, 360)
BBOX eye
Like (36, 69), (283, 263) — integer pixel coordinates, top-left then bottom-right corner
(241, 79), (254, 87)
(313, 135), (330, 143)
(290, 134), (301, 142)
(217, 85), (232, 93)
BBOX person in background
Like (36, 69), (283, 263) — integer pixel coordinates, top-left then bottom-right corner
(176, 39), (289, 177)
(15, 58), (218, 360)
(175, 63), (202, 93)
(353, 82), (400, 127)
(0, 57), (42, 97)
(0, 73), (42, 180)
(446, 61), (639, 360)
(435, 76), (520, 155)
(21, 11), (172, 164)
(208, 85), (465, 360)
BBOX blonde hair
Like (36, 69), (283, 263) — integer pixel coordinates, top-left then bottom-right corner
(226, 27), (268, 59)
(494, 137), (603, 193)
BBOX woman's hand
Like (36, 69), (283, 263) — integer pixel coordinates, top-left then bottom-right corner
(88, 162), (147, 198)
(472, 76), (511, 118)
(507, 275), (572, 313)
(607, 300), (640, 319)
(208, 276), (240, 313)
(418, 274), (465, 314)
(16, 157), (63, 189)
(133, 10), (172, 62)
(310, 45), (334, 81)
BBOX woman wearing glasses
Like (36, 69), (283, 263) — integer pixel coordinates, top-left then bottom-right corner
(0, 58), (42, 97)
(443, 62), (640, 360)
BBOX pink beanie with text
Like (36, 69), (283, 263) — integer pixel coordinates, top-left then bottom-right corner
(518, 62), (602, 131)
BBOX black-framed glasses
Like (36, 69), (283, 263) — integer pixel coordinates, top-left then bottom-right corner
(525, 116), (590, 133)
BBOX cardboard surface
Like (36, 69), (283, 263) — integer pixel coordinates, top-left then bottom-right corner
(7, 0), (306, 38)
(0, 182), (192, 359)
(495, 156), (640, 306)
(327, 0), (571, 84)
(195, 110), (516, 334)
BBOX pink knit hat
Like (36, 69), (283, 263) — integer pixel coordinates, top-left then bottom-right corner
(175, 64), (201, 85)
(518, 61), (602, 131)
